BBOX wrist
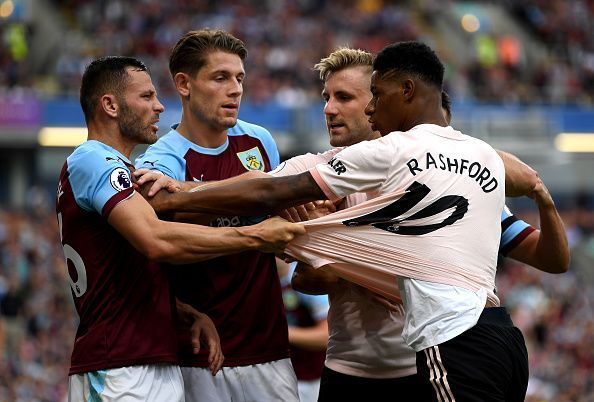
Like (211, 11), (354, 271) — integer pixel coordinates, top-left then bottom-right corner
(236, 226), (263, 250)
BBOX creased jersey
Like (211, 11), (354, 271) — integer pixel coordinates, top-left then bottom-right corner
(276, 144), (530, 376)
(136, 120), (289, 367)
(56, 140), (177, 375)
(286, 124), (505, 351)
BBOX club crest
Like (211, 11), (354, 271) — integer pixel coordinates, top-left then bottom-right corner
(109, 168), (132, 191)
(237, 147), (265, 171)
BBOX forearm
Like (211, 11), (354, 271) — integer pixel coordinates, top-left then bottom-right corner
(147, 220), (260, 264)
(533, 201), (570, 273)
(154, 173), (324, 215)
(176, 298), (200, 325)
(109, 192), (297, 264)
(291, 263), (341, 295)
(507, 203), (569, 274)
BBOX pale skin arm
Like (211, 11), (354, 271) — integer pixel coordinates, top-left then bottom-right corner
(506, 178), (570, 274)
(497, 150), (538, 197)
(175, 299), (224, 375)
(107, 192), (305, 263)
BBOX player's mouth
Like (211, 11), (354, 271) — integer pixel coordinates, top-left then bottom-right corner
(150, 119), (160, 132)
(328, 123), (346, 133)
(222, 103), (239, 111)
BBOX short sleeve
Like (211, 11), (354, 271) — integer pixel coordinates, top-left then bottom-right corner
(135, 144), (187, 181)
(271, 150), (338, 177)
(310, 138), (393, 201)
(68, 149), (134, 217)
(500, 205), (536, 255)
(256, 127), (280, 169)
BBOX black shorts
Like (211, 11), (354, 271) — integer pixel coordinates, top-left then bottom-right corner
(318, 365), (433, 402)
(416, 307), (529, 402)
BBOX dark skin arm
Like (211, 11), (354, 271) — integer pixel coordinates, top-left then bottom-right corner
(506, 179), (570, 273)
(146, 172), (327, 216)
(291, 262), (343, 295)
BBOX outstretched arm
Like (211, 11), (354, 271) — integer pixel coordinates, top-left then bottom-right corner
(497, 150), (538, 197)
(507, 179), (570, 274)
(147, 172), (327, 216)
(107, 192), (305, 264)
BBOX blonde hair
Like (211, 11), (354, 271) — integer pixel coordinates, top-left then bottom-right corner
(314, 48), (374, 81)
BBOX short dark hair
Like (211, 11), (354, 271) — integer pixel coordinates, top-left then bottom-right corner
(80, 56), (148, 123)
(169, 29), (248, 78)
(373, 41), (444, 89)
(441, 90), (452, 121)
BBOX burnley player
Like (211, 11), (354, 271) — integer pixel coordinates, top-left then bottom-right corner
(57, 56), (304, 401)
(135, 29), (299, 402)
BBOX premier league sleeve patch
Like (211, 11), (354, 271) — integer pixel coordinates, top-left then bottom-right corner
(237, 147), (265, 171)
(109, 167), (132, 191)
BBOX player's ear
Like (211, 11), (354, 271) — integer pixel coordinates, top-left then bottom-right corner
(100, 94), (119, 118)
(174, 72), (191, 97)
(402, 78), (415, 103)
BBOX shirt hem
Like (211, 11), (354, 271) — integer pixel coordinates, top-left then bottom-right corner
(69, 355), (178, 375)
(325, 360), (417, 379)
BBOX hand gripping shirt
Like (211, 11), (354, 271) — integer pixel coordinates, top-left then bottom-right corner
(135, 120), (289, 367)
(56, 140), (177, 375)
(285, 124), (506, 351)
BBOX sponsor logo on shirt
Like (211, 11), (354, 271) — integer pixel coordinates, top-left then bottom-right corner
(109, 168), (132, 191)
(237, 147), (265, 171)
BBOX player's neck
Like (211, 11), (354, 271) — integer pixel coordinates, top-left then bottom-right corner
(87, 122), (135, 159)
(176, 115), (228, 149)
(407, 94), (448, 130)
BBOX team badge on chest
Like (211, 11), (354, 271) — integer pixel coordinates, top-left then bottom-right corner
(236, 147), (265, 171)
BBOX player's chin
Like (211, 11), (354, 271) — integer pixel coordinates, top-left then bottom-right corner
(329, 133), (350, 147)
(145, 129), (158, 144)
(220, 116), (238, 128)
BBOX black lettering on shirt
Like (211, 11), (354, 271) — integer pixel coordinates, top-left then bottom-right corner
(329, 157), (347, 175)
(426, 153), (438, 170)
(406, 158), (423, 176)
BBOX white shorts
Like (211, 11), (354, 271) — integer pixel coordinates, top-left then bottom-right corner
(297, 379), (321, 402)
(68, 364), (184, 402)
(182, 358), (298, 402)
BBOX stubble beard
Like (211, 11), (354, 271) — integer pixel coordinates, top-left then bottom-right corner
(118, 102), (158, 145)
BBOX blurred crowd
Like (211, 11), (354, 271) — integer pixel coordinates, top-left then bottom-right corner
(1, 0), (594, 105)
(0, 201), (74, 402)
(0, 196), (593, 401)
